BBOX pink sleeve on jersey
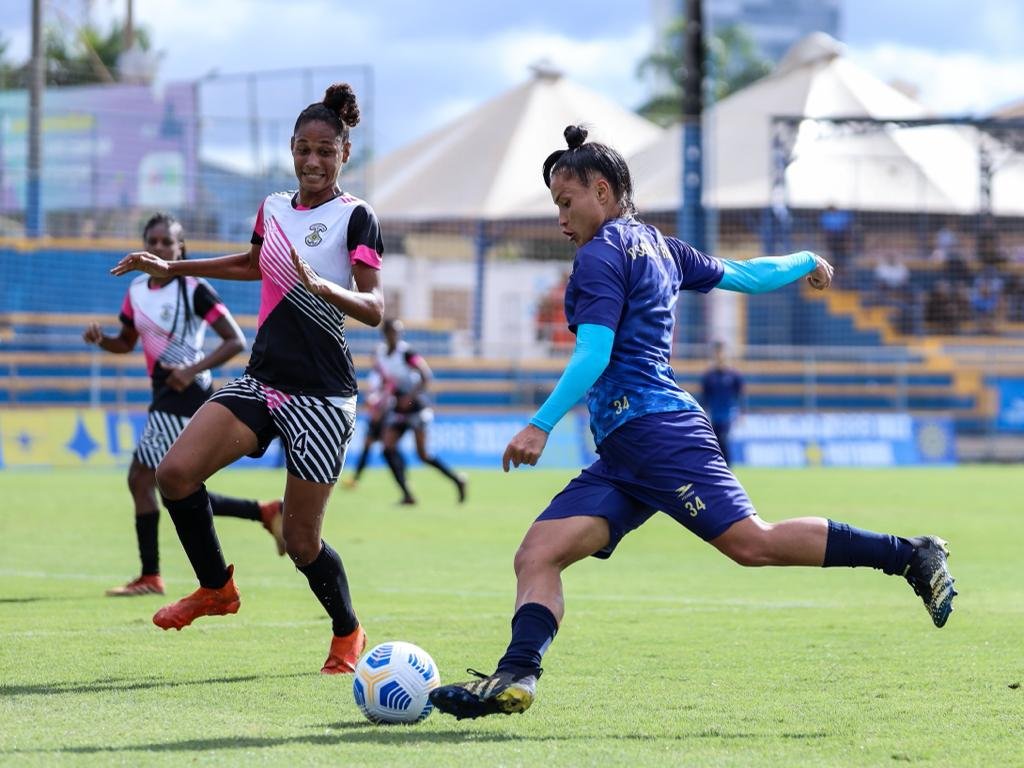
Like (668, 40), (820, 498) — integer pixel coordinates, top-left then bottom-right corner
(254, 201), (266, 238)
(350, 244), (382, 269)
(203, 302), (228, 324)
(408, 354), (425, 367)
(120, 291), (134, 320)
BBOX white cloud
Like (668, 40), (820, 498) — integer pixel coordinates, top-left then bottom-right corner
(849, 43), (1024, 115)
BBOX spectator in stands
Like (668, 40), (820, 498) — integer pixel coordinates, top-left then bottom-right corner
(112, 83), (383, 675)
(924, 280), (957, 335)
(819, 204), (853, 268)
(536, 270), (574, 350)
(872, 251), (910, 305)
(85, 213), (284, 597)
(932, 221), (971, 284)
(970, 266), (1004, 335)
(932, 221), (960, 261)
(977, 219), (1003, 267)
(375, 318), (467, 505)
(700, 340), (745, 466)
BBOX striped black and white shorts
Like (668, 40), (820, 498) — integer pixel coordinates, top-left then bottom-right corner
(209, 374), (357, 485)
(135, 410), (190, 469)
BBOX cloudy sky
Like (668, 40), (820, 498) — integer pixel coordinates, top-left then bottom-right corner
(5, 0), (1024, 160)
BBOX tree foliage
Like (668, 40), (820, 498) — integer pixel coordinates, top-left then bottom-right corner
(0, 20), (154, 90)
(636, 19), (773, 126)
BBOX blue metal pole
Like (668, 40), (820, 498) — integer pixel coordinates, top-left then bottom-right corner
(472, 221), (487, 356)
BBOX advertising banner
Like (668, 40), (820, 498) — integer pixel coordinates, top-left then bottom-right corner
(0, 408), (955, 471)
(730, 413), (956, 467)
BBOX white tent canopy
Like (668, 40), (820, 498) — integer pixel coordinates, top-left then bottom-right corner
(368, 64), (663, 221)
(627, 33), (1024, 215)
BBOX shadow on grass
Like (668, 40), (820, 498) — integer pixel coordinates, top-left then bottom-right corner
(4, 728), (831, 755)
(0, 597), (48, 604)
(0, 672), (309, 697)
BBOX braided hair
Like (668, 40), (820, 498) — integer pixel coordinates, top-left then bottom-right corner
(293, 82), (361, 142)
(542, 125), (637, 217)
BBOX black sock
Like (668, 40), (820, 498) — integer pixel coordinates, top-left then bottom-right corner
(135, 510), (160, 575)
(162, 484), (230, 589)
(208, 492), (261, 521)
(297, 540), (359, 637)
(822, 520), (915, 575)
(423, 455), (461, 485)
(496, 603), (558, 675)
(383, 447), (414, 500)
(353, 445), (371, 480)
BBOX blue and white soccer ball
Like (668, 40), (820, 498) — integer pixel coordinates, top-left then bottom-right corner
(352, 641), (441, 724)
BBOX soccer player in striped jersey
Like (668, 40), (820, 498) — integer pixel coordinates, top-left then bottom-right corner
(375, 318), (467, 505)
(85, 213), (284, 597)
(112, 83), (384, 674)
(429, 126), (957, 720)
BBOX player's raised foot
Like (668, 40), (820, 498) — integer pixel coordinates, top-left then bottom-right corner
(105, 573), (164, 597)
(152, 565), (240, 631)
(321, 624), (367, 674)
(903, 536), (957, 628)
(429, 667), (540, 720)
(455, 473), (468, 504)
(258, 499), (286, 556)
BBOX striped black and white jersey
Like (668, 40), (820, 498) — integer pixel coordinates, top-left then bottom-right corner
(119, 275), (228, 416)
(249, 190), (383, 397)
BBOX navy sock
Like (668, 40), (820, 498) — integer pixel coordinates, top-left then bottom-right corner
(496, 603), (558, 675)
(823, 520), (915, 575)
(208, 492), (260, 521)
(297, 541), (359, 637)
(162, 484), (229, 589)
(135, 510), (160, 575)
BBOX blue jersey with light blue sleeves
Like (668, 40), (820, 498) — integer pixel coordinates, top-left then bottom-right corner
(563, 217), (723, 444)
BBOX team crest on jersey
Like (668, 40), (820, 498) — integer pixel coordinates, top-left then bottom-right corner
(160, 303), (174, 322)
(305, 223), (328, 247)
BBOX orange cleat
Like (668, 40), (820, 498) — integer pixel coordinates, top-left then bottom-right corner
(259, 499), (287, 556)
(320, 625), (367, 674)
(105, 573), (165, 597)
(152, 564), (240, 631)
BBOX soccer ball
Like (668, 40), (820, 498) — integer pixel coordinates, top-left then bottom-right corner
(352, 641), (441, 724)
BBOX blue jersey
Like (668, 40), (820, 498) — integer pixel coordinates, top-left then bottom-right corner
(564, 217), (723, 444)
(701, 367), (744, 425)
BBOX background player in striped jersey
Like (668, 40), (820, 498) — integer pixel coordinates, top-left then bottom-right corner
(85, 213), (284, 597)
(429, 126), (957, 720)
(341, 359), (392, 489)
(113, 84), (383, 674)
(375, 318), (467, 505)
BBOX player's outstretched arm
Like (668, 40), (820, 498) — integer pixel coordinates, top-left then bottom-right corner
(111, 245), (262, 281)
(717, 251), (833, 293)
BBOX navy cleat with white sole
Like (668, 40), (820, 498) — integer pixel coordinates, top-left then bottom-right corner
(428, 667), (539, 720)
(903, 536), (957, 628)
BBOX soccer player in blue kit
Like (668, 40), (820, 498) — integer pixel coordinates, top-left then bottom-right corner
(429, 125), (958, 720)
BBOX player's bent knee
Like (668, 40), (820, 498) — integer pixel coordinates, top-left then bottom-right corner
(154, 459), (194, 500)
(283, 531), (320, 566)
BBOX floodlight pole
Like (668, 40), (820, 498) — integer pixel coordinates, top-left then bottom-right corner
(27, 0), (44, 237)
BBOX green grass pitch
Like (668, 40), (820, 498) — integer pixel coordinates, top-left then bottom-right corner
(1, 466), (1021, 767)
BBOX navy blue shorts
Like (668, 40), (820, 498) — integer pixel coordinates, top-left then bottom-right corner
(537, 410), (755, 558)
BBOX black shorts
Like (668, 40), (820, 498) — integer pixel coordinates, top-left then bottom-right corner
(210, 374), (357, 484)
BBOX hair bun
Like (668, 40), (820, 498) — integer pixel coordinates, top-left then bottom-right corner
(564, 125), (588, 150)
(323, 82), (361, 128)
